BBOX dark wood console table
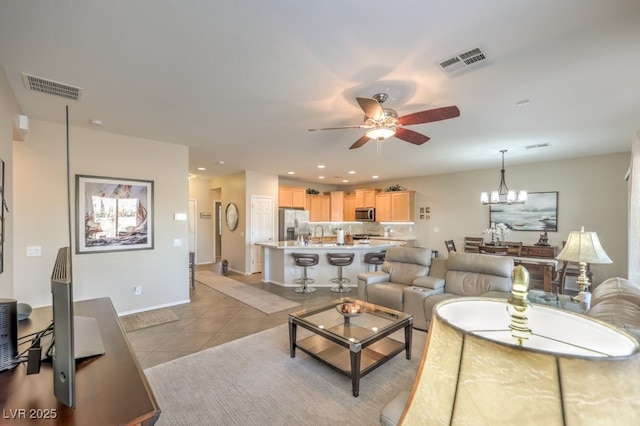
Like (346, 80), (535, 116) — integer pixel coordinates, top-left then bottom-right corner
(480, 244), (558, 292)
(0, 297), (160, 425)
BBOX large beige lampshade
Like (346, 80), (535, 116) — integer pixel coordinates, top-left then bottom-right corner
(556, 228), (612, 264)
(400, 298), (640, 425)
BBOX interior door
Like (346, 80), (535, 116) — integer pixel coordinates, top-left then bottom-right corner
(251, 195), (274, 273)
(188, 199), (196, 255)
(214, 201), (222, 261)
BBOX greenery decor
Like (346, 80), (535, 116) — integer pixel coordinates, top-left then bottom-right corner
(306, 188), (320, 195)
(384, 184), (406, 192)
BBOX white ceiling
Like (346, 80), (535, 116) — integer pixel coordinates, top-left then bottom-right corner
(1, 0), (639, 186)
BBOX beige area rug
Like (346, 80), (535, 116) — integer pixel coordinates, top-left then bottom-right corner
(120, 308), (180, 332)
(195, 270), (300, 314)
(145, 324), (427, 425)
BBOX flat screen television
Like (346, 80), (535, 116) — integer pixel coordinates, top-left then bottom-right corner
(50, 246), (75, 407)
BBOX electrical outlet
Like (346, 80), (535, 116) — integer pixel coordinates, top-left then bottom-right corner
(134, 286), (142, 295)
(173, 239), (182, 247)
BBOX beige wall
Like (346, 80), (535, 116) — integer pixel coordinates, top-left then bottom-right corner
(364, 152), (630, 286)
(0, 65), (18, 297)
(188, 177), (214, 264)
(204, 171), (279, 274)
(13, 119), (190, 314)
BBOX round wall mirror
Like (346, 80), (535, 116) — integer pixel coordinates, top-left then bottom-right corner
(225, 203), (239, 230)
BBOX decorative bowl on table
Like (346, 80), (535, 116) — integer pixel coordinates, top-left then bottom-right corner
(336, 302), (364, 318)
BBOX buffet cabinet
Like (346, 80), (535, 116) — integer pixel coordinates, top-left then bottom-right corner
(521, 245), (556, 258)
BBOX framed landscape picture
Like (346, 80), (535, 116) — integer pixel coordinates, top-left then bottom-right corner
(76, 175), (154, 253)
(489, 191), (558, 232)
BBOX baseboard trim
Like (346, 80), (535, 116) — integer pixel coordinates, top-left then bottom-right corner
(118, 298), (191, 317)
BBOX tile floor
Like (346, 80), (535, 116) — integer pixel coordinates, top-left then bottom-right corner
(127, 263), (347, 369)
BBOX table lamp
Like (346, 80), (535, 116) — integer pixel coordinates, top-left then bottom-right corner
(399, 297), (640, 425)
(556, 227), (612, 307)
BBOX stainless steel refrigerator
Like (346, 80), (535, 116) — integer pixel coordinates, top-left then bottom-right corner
(278, 209), (310, 241)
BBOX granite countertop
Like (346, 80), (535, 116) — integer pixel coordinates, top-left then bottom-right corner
(370, 236), (416, 242)
(256, 240), (405, 250)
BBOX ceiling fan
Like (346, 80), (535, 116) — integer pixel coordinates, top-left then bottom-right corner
(309, 93), (460, 149)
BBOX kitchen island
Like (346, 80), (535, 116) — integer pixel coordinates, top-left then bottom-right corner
(256, 240), (405, 297)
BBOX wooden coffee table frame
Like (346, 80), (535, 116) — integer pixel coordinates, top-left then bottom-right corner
(288, 298), (413, 397)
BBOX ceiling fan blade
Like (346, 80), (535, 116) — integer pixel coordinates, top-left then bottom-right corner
(395, 128), (431, 145)
(308, 125), (365, 131)
(356, 97), (384, 120)
(349, 134), (371, 149)
(397, 106), (460, 126)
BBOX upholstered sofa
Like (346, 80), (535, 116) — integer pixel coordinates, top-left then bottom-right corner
(421, 251), (514, 329)
(357, 246), (440, 330)
(358, 249), (513, 330)
(587, 277), (640, 339)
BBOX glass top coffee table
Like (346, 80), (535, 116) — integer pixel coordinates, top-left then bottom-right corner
(527, 289), (582, 313)
(288, 298), (413, 397)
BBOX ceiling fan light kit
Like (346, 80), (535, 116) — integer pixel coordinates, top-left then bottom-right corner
(309, 92), (460, 150)
(480, 149), (527, 205)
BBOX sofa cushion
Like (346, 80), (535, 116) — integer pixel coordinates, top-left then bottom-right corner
(384, 262), (430, 286)
(446, 252), (513, 277)
(587, 299), (640, 339)
(366, 283), (406, 311)
(380, 247), (432, 285)
(444, 252), (513, 295)
(591, 277), (640, 308)
(380, 390), (411, 426)
(384, 246), (432, 266)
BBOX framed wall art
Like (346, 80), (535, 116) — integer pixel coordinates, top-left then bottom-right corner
(489, 191), (558, 232)
(76, 175), (154, 253)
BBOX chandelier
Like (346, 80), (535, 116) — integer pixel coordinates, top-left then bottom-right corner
(480, 149), (527, 205)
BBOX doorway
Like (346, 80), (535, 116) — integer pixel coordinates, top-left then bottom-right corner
(214, 201), (222, 261)
(188, 199), (196, 257)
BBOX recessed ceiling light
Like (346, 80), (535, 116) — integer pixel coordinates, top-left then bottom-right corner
(318, 176), (325, 179)
(342, 179), (349, 183)
(372, 175), (379, 179)
(217, 160), (225, 165)
(348, 170), (356, 174)
(287, 171), (295, 175)
(197, 167), (206, 171)
(317, 165), (325, 169)
(89, 119), (103, 126)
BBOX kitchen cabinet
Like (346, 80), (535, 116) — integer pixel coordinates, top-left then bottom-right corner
(375, 190), (415, 222)
(355, 188), (379, 208)
(306, 194), (330, 222)
(327, 191), (345, 221)
(343, 193), (356, 222)
(279, 186), (306, 208)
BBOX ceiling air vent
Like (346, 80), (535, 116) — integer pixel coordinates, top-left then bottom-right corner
(525, 143), (551, 150)
(437, 46), (492, 77)
(21, 73), (83, 101)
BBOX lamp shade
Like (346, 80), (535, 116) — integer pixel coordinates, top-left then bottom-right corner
(556, 229), (612, 264)
(400, 298), (640, 425)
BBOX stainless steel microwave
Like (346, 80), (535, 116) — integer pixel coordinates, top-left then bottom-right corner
(355, 207), (376, 222)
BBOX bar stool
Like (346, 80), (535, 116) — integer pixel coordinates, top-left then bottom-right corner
(291, 253), (319, 293)
(364, 251), (386, 272)
(327, 253), (355, 293)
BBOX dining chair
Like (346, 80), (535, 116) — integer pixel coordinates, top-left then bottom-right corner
(444, 240), (456, 253)
(464, 237), (484, 253)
